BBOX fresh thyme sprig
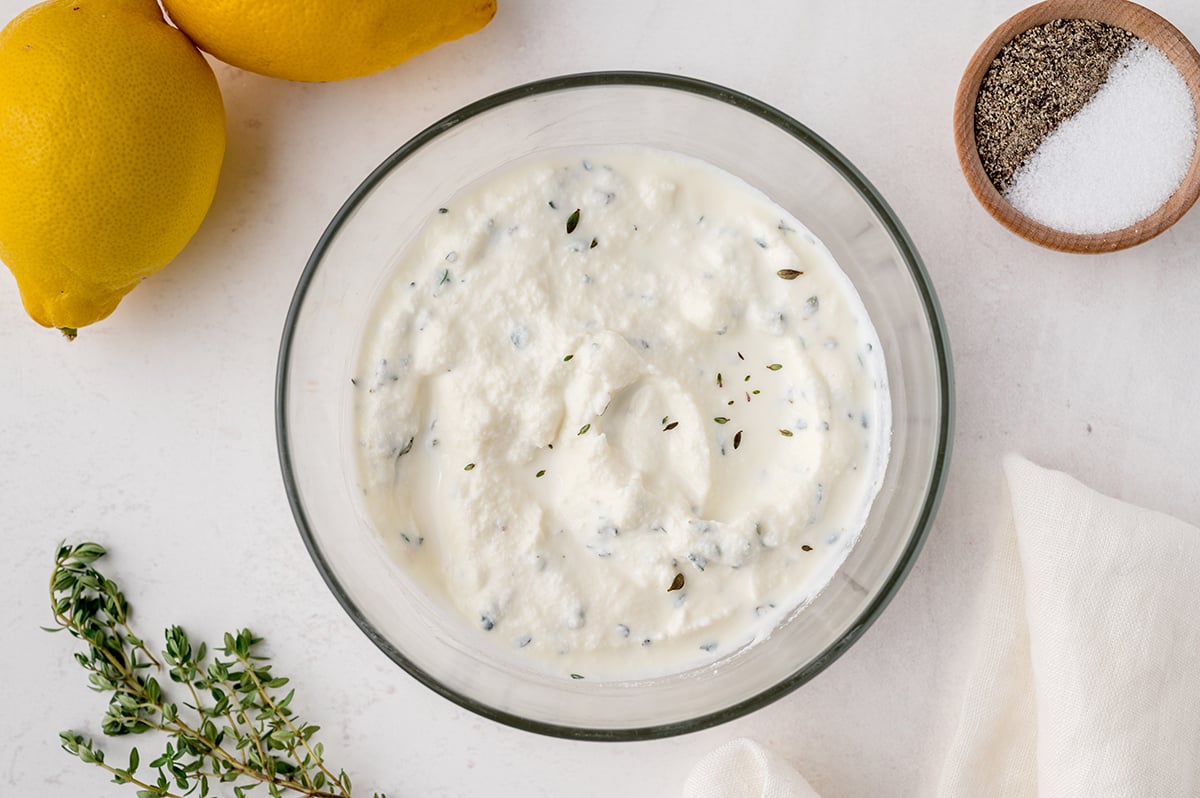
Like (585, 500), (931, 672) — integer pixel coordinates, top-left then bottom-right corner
(48, 542), (385, 798)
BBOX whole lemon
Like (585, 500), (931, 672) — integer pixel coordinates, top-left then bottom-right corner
(161, 0), (496, 83)
(0, 0), (224, 336)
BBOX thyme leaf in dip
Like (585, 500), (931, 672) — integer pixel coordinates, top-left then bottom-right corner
(713, 417), (730, 425)
(777, 268), (803, 280)
(779, 429), (794, 437)
(734, 430), (743, 450)
(566, 208), (581, 234)
(464, 462), (476, 471)
(663, 421), (679, 431)
(578, 424), (591, 436)
(393, 436), (415, 460)
(767, 363), (782, 371)
(667, 573), (685, 592)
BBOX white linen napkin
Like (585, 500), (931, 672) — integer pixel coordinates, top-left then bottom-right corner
(684, 455), (1200, 797)
(682, 738), (821, 798)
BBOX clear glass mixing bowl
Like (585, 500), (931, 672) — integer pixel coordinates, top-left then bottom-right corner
(276, 72), (953, 740)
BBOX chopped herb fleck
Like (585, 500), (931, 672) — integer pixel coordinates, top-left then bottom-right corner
(439, 269), (450, 286)
(566, 208), (581, 234)
(438, 207), (449, 214)
(713, 417), (730, 424)
(752, 389), (761, 395)
(393, 436), (415, 460)
(779, 429), (794, 437)
(548, 200), (558, 209)
(667, 573), (685, 592)
(767, 363), (783, 371)
(350, 378), (358, 386)
(663, 421), (679, 431)
(744, 374), (751, 382)
(662, 415), (669, 425)
(590, 237), (598, 249)
(563, 353), (574, 362)
(569, 673), (584, 680)
(802, 544), (814, 552)
(737, 352), (745, 360)
(777, 268), (803, 280)
(734, 430), (743, 449)
(578, 423), (591, 435)
(464, 462), (476, 471)
(716, 372), (723, 388)
(535, 469), (546, 478)
(727, 400), (734, 406)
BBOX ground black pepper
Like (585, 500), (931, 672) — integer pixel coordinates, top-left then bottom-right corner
(975, 19), (1132, 191)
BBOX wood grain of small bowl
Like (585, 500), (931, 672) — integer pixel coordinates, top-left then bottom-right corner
(953, 0), (1200, 253)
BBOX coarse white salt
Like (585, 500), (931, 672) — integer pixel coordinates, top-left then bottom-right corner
(1005, 40), (1197, 235)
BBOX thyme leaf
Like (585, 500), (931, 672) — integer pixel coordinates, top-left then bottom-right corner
(566, 208), (581, 234)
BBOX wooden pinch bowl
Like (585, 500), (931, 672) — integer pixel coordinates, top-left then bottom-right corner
(954, 0), (1200, 253)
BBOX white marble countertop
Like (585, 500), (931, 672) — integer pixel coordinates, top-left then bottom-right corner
(4, 1), (1199, 796)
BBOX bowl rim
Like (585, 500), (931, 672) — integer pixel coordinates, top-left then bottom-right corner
(275, 70), (955, 741)
(953, 0), (1200, 253)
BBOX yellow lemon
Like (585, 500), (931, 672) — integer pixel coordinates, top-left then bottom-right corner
(0, 0), (224, 336)
(161, 0), (496, 83)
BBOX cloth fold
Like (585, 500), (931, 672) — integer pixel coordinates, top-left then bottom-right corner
(684, 456), (1200, 797)
(683, 739), (820, 798)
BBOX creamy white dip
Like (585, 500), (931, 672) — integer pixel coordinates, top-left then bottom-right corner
(353, 148), (889, 680)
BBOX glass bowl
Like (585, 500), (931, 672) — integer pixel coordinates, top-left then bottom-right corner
(276, 72), (953, 740)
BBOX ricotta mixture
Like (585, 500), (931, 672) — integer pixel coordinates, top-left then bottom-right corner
(353, 148), (890, 680)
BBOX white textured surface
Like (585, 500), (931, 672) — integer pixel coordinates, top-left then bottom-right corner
(2, 1), (1200, 796)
